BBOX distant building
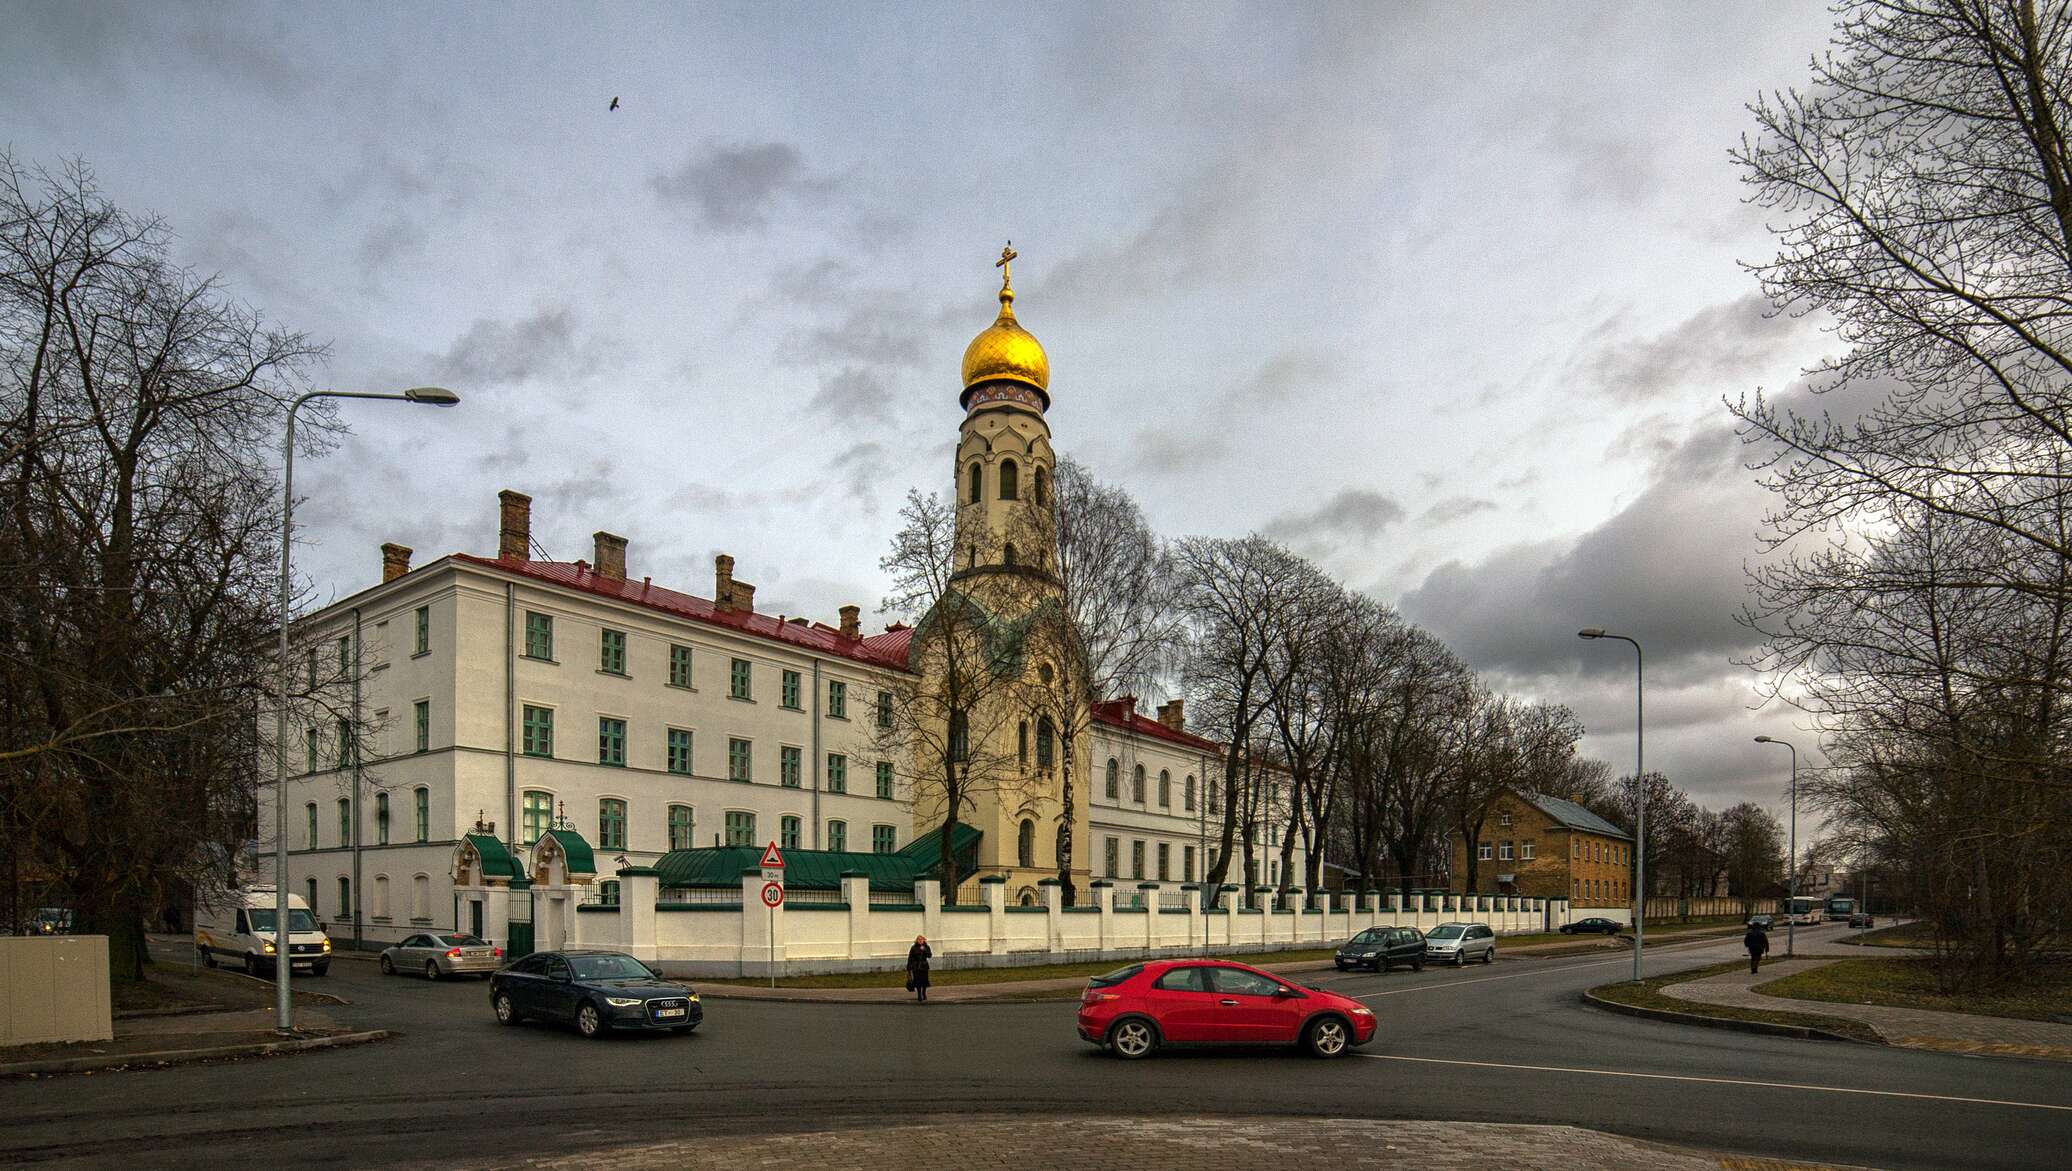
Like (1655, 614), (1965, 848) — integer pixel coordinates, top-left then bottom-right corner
(1449, 790), (1633, 908)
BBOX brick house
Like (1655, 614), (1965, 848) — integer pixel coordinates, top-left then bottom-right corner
(1450, 789), (1634, 909)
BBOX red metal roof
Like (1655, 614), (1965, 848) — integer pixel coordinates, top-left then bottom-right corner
(1090, 697), (1221, 753)
(451, 554), (913, 671)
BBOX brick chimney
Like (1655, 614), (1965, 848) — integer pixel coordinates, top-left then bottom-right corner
(592, 531), (627, 582)
(714, 554), (756, 614)
(1157, 699), (1185, 732)
(380, 543), (413, 583)
(497, 490), (532, 560)
(839, 605), (860, 639)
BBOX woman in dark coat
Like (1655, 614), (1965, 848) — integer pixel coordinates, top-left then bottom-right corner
(906, 935), (932, 1002)
(1744, 922), (1770, 974)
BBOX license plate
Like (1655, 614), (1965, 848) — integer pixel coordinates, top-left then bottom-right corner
(655, 1007), (686, 1018)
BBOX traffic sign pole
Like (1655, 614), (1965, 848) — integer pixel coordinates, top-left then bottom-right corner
(759, 844), (786, 988)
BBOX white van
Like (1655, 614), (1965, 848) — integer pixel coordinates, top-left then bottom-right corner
(194, 885), (331, 977)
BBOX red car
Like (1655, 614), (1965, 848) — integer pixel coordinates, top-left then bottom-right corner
(1076, 959), (1377, 1059)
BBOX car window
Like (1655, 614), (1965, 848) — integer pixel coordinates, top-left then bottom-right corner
(1087, 964), (1144, 989)
(1428, 925), (1464, 939)
(568, 954), (655, 981)
(1210, 967), (1284, 997)
(1152, 966), (1210, 992)
(235, 911), (249, 934)
(545, 957), (573, 981)
(1351, 928), (1384, 944)
(509, 953), (548, 975)
(439, 934), (484, 946)
(1472, 926), (1491, 939)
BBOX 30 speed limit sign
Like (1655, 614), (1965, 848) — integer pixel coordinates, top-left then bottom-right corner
(760, 881), (785, 908)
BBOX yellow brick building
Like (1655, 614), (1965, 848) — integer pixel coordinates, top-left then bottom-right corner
(1451, 790), (1633, 909)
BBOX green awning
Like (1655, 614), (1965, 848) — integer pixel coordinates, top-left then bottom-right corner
(542, 828), (596, 875)
(463, 833), (523, 881)
(653, 824), (983, 893)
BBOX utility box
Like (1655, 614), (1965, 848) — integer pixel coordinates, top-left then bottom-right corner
(1, 935), (114, 1046)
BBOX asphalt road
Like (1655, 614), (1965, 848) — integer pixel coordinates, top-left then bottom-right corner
(1, 924), (2066, 1169)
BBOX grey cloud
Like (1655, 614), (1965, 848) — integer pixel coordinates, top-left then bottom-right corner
(650, 141), (833, 232)
(2, 2), (306, 98)
(1267, 489), (1406, 547)
(779, 304), (925, 369)
(436, 305), (600, 386)
(810, 368), (896, 423)
(356, 216), (426, 274)
(1575, 294), (1808, 403)
(1129, 349), (1333, 473)
(1421, 496), (1497, 525)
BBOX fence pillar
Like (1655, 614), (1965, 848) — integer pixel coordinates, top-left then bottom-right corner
(841, 871), (871, 962)
(981, 876), (1008, 953)
(1138, 883), (1161, 950)
(1038, 878), (1063, 953)
(914, 878), (942, 949)
(1182, 884), (1203, 953)
(1090, 881), (1114, 952)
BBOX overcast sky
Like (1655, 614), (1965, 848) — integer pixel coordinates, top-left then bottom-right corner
(4, 1), (1850, 828)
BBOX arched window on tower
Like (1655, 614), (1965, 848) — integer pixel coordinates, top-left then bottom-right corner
(968, 462), (982, 504)
(1034, 465), (1049, 506)
(1036, 716), (1054, 769)
(1017, 721), (1028, 766)
(1105, 758), (1120, 800)
(999, 458), (1018, 500)
(1004, 542), (1017, 566)
(1018, 819), (1035, 869)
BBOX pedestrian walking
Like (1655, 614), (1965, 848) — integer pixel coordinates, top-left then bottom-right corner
(1744, 921), (1770, 974)
(906, 934), (932, 1003)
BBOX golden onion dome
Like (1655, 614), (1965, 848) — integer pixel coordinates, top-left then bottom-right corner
(960, 245), (1049, 406)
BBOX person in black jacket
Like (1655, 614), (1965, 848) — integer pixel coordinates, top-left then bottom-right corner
(1744, 922), (1770, 974)
(906, 935), (932, 1002)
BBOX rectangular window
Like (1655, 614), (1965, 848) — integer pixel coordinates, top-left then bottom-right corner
(827, 680), (847, 719)
(729, 738), (753, 782)
(1478, 843), (1492, 862)
(522, 705), (554, 757)
(598, 798), (626, 850)
(598, 717), (626, 766)
(413, 605), (429, 655)
(376, 793), (390, 845)
(336, 719), (353, 769)
(667, 728), (693, 775)
(1131, 840), (1145, 880)
(1157, 843), (1170, 881)
(668, 644), (693, 688)
(1499, 841), (1514, 861)
(828, 820), (847, 852)
(1499, 812), (1512, 828)
(1105, 837), (1119, 878)
(337, 635), (350, 672)
(730, 658), (752, 699)
(338, 877), (351, 920)
(780, 745), (802, 788)
(522, 791), (552, 844)
(1573, 839), (1581, 860)
(781, 815), (801, 851)
(524, 611), (553, 660)
(338, 799), (351, 845)
(599, 628), (626, 675)
(827, 753), (846, 794)
(1522, 841), (1536, 860)
(781, 669), (801, 710)
(307, 648), (318, 690)
(725, 810), (756, 847)
(413, 700), (430, 753)
(668, 805), (693, 850)
(414, 788), (429, 843)
(1183, 845), (1196, 882)
(876, 689), (892, 729)
(875, 761), (894, 800)
(305, 803), (317, 849)
(306, 728), (319, 774)
(872, 824), (896, 854)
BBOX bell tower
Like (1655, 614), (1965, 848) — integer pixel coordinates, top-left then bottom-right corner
(954, 242), (1059, 590)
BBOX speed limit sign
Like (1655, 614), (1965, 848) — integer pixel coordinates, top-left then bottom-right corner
(760, 881), (785, 908)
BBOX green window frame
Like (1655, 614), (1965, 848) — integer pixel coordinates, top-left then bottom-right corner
(338, 798), (351, 845)
(522, 705), (554, 757)
(668, 644), (693, 688)
(337, 635), (350, 672)
(780, 815), (801, 851)
(336, 718), (353, 769)
(338, 877), (351, 920)
(413, 700), (430, 754)
(305, 728), (319, 774)
(876, 689), (892, 729)
(667, 728), (693, 775)
(728, 737), (752, 782)
(524, 611), (553, 660)
(872, 824), (896, 854)
(827, 680), (847, 719)
(414, 787), (429, 843)
(598, 798), (627, 850)
(598, 717), (626, 766)
(875, 761), (894, 799)
(375, 793), (390, 845)
(1157, 842), (1170, 881)
(668, 804), (694, 850)
(306, 648), (318, 691)
(1132, 840), (1145, 880)
(725, 810), (756, 847)
(730, 658), (752, 700)
(413, 605), (429, 655)
(780, 669), (801, 710)
(305, 802), (317, 849)
(1104, 837), (1118, 877)
(599, 628), (626, 675)
(780, 746), (802, 788)
(827, 820), (846, 852)
(522, 790), (552, 845)
(826, 753), (846, 794)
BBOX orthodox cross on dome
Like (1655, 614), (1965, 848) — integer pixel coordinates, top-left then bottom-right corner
(996, 241), (1017, 291)
(472, 809), (492, 834)
(553, 800), (572, 831)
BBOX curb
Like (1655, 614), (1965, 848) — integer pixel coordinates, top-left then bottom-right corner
(1580, 988), (1873, 1044)
(694, 987), (1083, 1005)
(0, 1029), (393, 1079)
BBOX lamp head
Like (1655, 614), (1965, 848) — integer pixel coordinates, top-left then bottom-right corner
(403, 386), (460, 407)
(1577, 628), (1606, 640)
(1754, 735), (1773, 744)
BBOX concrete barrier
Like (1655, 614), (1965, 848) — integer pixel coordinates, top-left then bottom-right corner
(2, 936), (113, 1046)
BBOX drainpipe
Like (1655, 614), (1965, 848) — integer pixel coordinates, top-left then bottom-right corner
(351, 607), (363, 953)
(504, 583), (517, 858)
(810, 658), (823, 849)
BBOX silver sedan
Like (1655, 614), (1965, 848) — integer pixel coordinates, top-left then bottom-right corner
(1423, 922), (1498, 966)
(380, 932), (502, 979)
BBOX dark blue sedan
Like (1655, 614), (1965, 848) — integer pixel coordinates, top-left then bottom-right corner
(489, 950), (701, 1039)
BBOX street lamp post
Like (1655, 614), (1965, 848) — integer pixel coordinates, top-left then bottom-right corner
(1754, 735), (1798, 959)
(274, 386), (458, 1033)
(1578, 628), (1645, 981)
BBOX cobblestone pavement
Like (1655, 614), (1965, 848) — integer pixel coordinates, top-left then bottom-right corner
(495, 1116), (1856, 1171)
(1661, 956), (2072, 1061)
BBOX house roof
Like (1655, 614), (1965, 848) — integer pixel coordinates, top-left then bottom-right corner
(461, 833), (524, 881)
(1527, 793), (1633, 842)
(651, 824), (981, 893)
(452, 554), (913, 671)
(542, 828), (596, 876)
(1090, 698), (1220, 753)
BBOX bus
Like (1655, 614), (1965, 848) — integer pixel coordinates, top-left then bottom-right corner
(1824, 896), (1857, 922)
(1783, 896), (1824, 925)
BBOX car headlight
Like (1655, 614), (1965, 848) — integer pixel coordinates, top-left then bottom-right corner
(1361, 951), (1378, 958)
(262, 942), (276, 954)
(606, 996), (643, 1007)
(320, 940), (332, 953)
(1349, 1007), (1374, 1016)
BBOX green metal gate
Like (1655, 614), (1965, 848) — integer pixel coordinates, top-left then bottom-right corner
(506, 880), (534, 958)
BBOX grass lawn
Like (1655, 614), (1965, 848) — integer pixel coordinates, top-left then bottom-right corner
(698, 948), (1344, 989)
(1839, 921), (1935, 949)
(1589, 961), (1885, 1043)
(1758, 957), (2072, 1023)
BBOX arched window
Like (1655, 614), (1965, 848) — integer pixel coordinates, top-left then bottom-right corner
(1105, 758), (1120, 800)
(1003, 542), (1017, 566)
(413, 874), (430, 920)
(1158, 769), (1171, 807)
(1132, 764), (1146, 803)
(1184, 775), (1196, 812)
(1034, 465), (1048, 506)
(949, 710), (969, 762)
(999, 458), (1018, 500)
(1036, 715), (1054, 768)
(337, 876), (352, 921)
(1017, 721), (1028, 765)
(375, 792), (390, 845)
(1018, 819), (1035, 868)
(968, 462), (982, 504)
(374, 875), (390, 919)
(304, 876), (318, 913)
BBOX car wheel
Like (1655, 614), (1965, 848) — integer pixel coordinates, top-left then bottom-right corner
(1453, 952), (1465, 967)
(576, 1001), (606, 1039)
(1305, 1015), (1351, 1058)
(1107, 1017), (1159, 1060)
(1378, 958), (1391, 973)
(1484, 946), (1495, 965)
(424, 960), (440, 981)
(243, 953), (257, 976)
(1334, 962), (1348, 971)
(200, 947), (216, 969)
(379, 955), (394, 975)
(1412, 955), (1424, 972)
(494, 992), (522, 1026)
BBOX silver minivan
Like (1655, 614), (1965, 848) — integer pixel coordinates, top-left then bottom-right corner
(1424, 922), (1497, 966)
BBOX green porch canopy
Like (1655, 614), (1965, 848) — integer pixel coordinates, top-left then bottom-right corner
(652, 824), (981, 892)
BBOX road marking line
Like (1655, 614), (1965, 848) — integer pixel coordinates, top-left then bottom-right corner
(1352, 1052), (2072, 1113)
(1329, 930), (1819, 999)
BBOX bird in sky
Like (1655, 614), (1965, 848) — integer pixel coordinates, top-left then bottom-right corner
(608, 96), (619, 111)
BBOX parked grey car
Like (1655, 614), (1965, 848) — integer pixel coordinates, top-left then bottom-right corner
(381, 932), (502, 979)
(1423, 922), (1497, 966)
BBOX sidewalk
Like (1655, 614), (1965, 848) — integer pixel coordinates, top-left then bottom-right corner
(0, 1004), (387, 1078)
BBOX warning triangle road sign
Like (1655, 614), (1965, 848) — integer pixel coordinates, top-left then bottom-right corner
(759, 842), (786, 869)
